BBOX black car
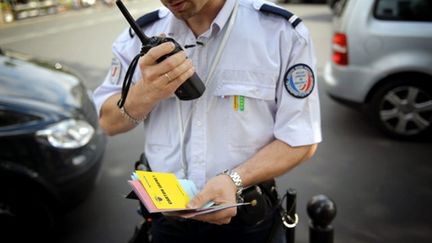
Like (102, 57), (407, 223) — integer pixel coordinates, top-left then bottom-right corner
(0, 48), (106, 241)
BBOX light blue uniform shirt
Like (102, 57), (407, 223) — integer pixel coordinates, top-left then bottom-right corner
(93, 0), (322, 189)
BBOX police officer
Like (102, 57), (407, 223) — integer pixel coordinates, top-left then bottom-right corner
(93, 0), (321, 242)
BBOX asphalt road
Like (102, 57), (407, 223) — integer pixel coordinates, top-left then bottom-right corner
(1, 1), (431, 243)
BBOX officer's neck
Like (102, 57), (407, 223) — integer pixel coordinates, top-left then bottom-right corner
(185, 0), (225, 36)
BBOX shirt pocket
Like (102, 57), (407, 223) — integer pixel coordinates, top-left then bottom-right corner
(214, 70), (277, 151)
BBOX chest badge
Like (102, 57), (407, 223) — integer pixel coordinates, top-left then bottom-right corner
(284, 64), (315, 98)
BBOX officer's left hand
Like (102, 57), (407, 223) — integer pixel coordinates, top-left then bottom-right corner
(187, 174), (238, 225)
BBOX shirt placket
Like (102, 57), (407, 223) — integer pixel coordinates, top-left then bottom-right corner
(187, 36), (209, 189)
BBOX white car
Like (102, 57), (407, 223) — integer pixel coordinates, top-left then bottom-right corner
(324, 0), (432, 140)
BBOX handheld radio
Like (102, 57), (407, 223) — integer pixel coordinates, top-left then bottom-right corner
(115, 0), (205, 107)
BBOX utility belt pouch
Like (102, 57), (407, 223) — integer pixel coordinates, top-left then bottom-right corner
(234, 179), (279, 226)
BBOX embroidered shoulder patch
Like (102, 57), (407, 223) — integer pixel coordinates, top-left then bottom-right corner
(284, 64), (315, 98)
(110, 57), (121, 85)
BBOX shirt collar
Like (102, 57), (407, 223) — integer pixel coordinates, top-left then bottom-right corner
(208, 0), (236, 37)
(165, 0), (237, 39)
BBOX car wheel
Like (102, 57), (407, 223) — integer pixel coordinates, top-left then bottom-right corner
(0, 178), (57, 241)
(369, 78), (432, 140)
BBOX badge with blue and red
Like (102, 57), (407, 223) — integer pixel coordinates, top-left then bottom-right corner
(284, 64), (315, 98)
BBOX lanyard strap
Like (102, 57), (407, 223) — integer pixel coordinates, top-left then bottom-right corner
(117, 47), (147, 108)
(205, 0), (239, 86)
(178, 0), (239, 178)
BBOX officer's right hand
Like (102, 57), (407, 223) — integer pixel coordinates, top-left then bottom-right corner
(136, 41), (195, 104)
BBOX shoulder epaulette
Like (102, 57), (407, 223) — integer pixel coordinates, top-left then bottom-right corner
(259, 4), (302, 28)
(129, 10), (160, 38)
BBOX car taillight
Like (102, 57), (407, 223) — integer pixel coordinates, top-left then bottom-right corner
(332, 32), (348, 65)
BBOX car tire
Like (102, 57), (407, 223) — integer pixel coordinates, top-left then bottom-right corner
(369, 77), (432, 140)
(0, 177), (57, 242)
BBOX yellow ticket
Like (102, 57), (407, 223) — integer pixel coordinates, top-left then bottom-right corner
(135, 171), (190, 209)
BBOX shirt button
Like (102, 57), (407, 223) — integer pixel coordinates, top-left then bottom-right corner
(196, 121), (202, 126)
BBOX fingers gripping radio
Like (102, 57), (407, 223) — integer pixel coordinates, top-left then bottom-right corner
(116, 0), (205, 108)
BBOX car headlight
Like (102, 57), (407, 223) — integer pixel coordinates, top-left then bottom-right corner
(37, 119), (95, 149)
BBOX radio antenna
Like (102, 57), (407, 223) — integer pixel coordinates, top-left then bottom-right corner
(116, 0), (149, 44)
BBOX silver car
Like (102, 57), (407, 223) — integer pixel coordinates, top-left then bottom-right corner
(324, 0), (432, 139)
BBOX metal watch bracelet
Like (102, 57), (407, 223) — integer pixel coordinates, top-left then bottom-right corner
(220, 169), (244, 196)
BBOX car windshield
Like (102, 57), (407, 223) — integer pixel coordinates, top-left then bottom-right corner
(374, 0), (432, 21)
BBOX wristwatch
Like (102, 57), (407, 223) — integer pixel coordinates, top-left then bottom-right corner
(220, 169), (244, 197)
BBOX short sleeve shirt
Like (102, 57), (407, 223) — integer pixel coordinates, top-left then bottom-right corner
(93, 0), (322, 189)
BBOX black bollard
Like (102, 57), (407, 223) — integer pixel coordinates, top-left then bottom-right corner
(282, 188), (298, 243)
(307, 194), (337, 243)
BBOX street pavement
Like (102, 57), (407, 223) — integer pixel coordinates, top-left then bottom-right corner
(1, 1), (431, 243)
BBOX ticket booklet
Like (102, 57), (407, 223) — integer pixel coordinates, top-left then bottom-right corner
(126, 171), (248, 218)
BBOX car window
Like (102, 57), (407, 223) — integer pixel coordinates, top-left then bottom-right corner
(374, 0), (432, 21)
